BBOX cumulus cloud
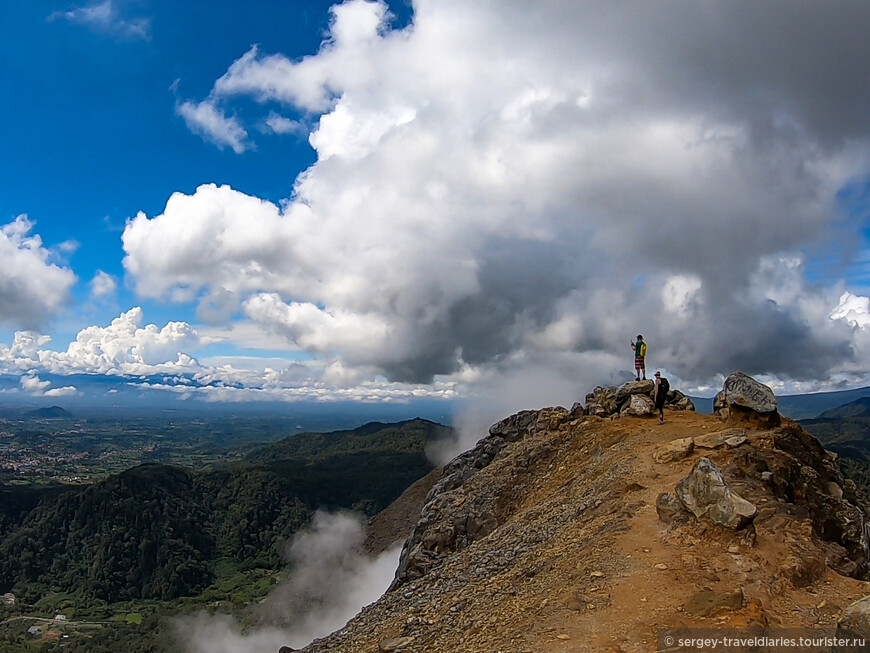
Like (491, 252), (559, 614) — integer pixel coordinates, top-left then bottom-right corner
(173, 511), (401, 653)
(0, 311), (456, 402)
(0, 215), (76, 329)
(176, 99), (251, 153)
(89, 270), (117, 299)
(127, 1), (870, 392)
(0, 308), (201, 376)
(48, 0), (150, 41)
(19, 373), (77, 398)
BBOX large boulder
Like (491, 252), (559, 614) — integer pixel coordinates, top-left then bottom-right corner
(615, 379), (655, 404)
(723, 371), (778, 412)
(675, 457), (757, 529)
(666, 389), (695, 411)
(716, 372), (780, 427)
(621, 394), (655, 417)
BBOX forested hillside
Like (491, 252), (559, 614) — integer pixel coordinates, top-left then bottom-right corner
(799, 397), (870, 495)
(0, 418), (447, 607)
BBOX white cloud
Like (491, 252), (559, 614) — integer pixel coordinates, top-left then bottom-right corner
(264, 112), (306, 136)
(49, 0), (150, 41)
(0, 215), (76, 329)
(173, 511), (401, 653)
(831, 292), (870, 329)
(20, 374), (50, 395)
(176, 100), (251, 153)
(242, 294), (398, 366)
(661, 275), (703, 317)
(0, 308), (201, 376)
(0, 310), (457, 403)
(19, 373), (77, 398)
(126, 1), (870, 393)
(45, 385), (79, 397)
(90, 270), (117, 299)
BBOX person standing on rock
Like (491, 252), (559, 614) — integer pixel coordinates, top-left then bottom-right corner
(653, 371), (669, 423)
(631, 335), (647, 380)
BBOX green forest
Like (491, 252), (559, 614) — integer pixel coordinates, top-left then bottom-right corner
(0, 418), (451, 651)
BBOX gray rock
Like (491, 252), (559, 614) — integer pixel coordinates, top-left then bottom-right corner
(615, 379), (655, 405)
(653, 437), (694, 463)
(489, 410), (538, 441)
(666, 390), (695, 411)
(569, 402), (586, 418)
(839, 595), (870, 635)
(585, 386), (619, 416)
(656, 492), (691, 525)
(621, 393), (655, 417)
(675, 457), (758, 529)
(722, 371), (778, 413)
(694, 428), (746, 450)
(585, 402), (607, 417)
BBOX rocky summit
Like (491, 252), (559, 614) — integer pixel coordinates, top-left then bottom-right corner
(294, 374), (870, 652)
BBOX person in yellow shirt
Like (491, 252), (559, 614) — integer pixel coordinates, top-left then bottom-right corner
(631, 335), (646, 381)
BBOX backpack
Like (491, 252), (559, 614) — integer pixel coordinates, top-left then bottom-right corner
(659, 377), (669, 395)
(639, 342), (647, 356)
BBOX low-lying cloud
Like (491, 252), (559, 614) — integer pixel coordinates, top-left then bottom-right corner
(173, 511), (401, 653)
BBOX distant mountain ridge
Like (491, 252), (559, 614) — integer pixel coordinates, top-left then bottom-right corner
(799, 395), (870, 493)
(816, 395), (870, 419)
(776, 385), (870, 419)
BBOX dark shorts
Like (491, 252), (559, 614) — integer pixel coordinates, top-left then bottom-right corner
(635, 356), (645, 370)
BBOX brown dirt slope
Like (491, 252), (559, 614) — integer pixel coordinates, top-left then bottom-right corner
(301, 409), (870, 653)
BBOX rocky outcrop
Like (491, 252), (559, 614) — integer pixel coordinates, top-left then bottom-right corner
(715, 371), (781, 427)
(390, 407), (569, 589)
(295, 373), (870, 653)
(584, 380), (694, 419)
(614, 379), (654, 404)
(761, 421), (870, 578)
(673, 457), (757, 529)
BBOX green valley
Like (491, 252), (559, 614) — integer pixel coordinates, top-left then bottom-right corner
(0, 417), (451, 652)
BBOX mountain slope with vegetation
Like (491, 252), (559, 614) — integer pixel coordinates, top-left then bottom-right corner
(799, 396), (870, 496)
(0, 419), (448, 607)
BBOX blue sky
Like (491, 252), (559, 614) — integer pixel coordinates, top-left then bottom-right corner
(2, 0), (870, 411)
(1, 0), (406, 330)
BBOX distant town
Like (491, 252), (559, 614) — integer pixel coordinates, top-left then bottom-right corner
(0, 413), (301, 486)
